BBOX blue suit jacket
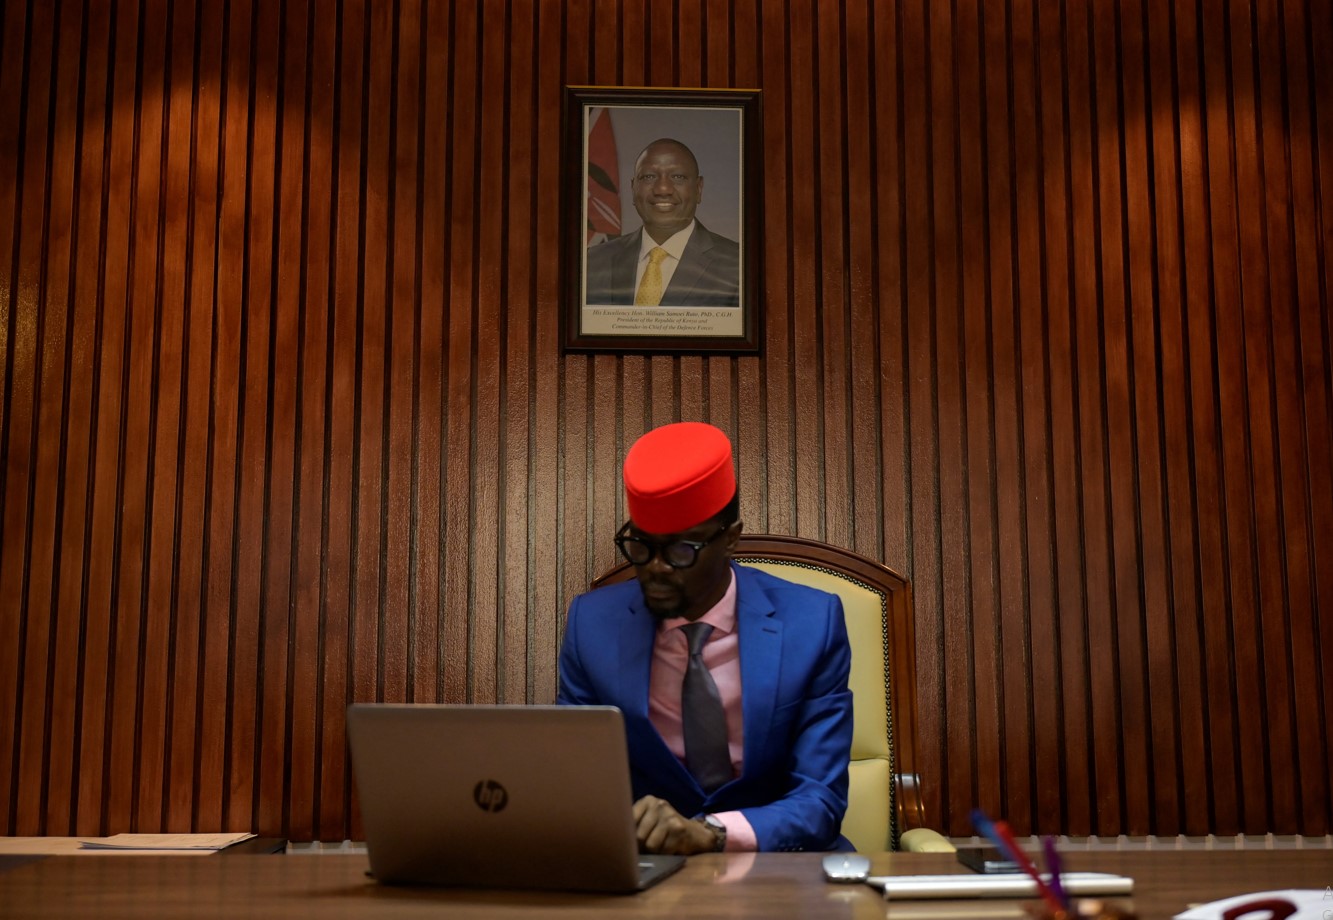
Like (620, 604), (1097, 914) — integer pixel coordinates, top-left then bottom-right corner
(557, 563), (853, 851)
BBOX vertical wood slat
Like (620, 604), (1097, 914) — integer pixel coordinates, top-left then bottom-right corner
(0, 0), (27, 839)
(0, 0), (1330, 841)
(17, 0), (64, 838)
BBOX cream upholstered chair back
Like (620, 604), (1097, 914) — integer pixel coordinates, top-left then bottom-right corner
(592, 533), (949, 851)
(737, 556), (895, 850)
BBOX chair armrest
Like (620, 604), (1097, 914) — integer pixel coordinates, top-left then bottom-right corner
(898, 828), (955, 853)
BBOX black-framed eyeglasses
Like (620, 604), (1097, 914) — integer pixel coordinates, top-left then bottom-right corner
(615, 520), (731, 569)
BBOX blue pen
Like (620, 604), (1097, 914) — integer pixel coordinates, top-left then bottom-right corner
(969, 809), (1014, 860)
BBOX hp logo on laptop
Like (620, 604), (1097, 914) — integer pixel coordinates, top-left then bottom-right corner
(473, 779), (508, 813)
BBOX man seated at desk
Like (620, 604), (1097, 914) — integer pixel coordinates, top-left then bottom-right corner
(558, 422), (854, 855)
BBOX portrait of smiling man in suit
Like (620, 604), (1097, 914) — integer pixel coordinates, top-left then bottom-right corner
(584, 137), (741, 308)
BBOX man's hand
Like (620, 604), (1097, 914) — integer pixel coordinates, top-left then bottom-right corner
(632, 795), (719, 855)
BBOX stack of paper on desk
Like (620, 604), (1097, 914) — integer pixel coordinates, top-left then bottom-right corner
(78, 833), (256, 851)
(867, 872), (1134, 900)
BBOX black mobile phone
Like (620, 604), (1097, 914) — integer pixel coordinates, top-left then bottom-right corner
(954, 844), (1021, 874)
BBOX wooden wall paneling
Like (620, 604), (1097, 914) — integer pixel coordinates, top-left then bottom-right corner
(530, 0), (563, 706)
(612, 353), (641, 536)
(307, 6), (342, 832)
(280, 0), (321, 841)
(1199, 0), (1265, 834)
(1120, 0), (1183, 836)
(441, 0), (477, 709)
(706, 0), (733, 84)
(1006, 0), (1053, 838)
(758, 5), (790, 537)
(500, 0), (533, 705)
(163, 0), (213, 836)
(1092, 0), (1152, 838)
(559, 0), (591, 662)
(676, 355), (702, 430)
(1313, 0), (1333, 838)
(1316, 0), (1333, 454)
(79, 0), (140, 840)
(107, 0), (161, 837)
(645, 170), (675, 428)
(975, 0), (1021, 832)
(1244, 2), (1296, 828)
(189, 0), (233, 836)
(1144, 0), (1208, 837)
(64, 0), (116, 839)
(843, 0), (880, 558)
(1226, 0), (1294, 833)
(197, 0), (242, 834)
(230, 0), (277, 834)
(472, 0), (504, 704)
(1029, 0), (1082, 837)
(0, 0), (24, 444)
(383, 0), (421, 708)
(129, 0), (172, 836)
(953, 0), (1002, 834)
(677, 0), (702, 84)
(0, 0), (28, 835)
(5, 0), (54, 839)
(352, 0), (389, 721)
(365, 0), (398, 708)
(292, 0), (338, 840)
(139, 0), (195, 836)
(871, 0), (909, 589)
(786, 0), (821, 540)
(644, 0), (673, 85)
(1050, 0), (1101, 840)
(264, 0), (312, 835)
(1284, 0), (1333, 836)
(1173, 0), (1239, 836)
(814, 0), (851, 550)
(318, 0), (366, 842)
(730, 1), (761, 559)
(897, 0), (948, 833)
(930, 0), (986, 834)
(412, 0), (447, 711)
(36, 0), (86, 840)
(1255, 0), (1320, 829)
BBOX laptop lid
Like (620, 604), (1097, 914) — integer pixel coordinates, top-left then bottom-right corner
(346, 703), (685, 893)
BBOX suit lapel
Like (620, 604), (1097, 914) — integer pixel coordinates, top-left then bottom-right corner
(662, 223), (714, 302)
(735, 565), (782, 776)
(618, 592), (657, 717)
(613, 230), (642, 301)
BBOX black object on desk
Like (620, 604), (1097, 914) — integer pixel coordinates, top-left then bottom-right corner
(955, 844), (1020, 874)
(219, 837), (287, 855)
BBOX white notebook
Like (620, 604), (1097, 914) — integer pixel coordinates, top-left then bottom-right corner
(867, 871), (1133, 900)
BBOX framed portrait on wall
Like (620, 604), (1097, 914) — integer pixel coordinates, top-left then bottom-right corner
(562, 86), (762, 355)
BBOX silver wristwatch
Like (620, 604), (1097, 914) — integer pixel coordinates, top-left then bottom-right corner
(698, 814), (727, 852)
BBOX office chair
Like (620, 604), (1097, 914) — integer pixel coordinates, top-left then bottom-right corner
(593, 533), (952, 853)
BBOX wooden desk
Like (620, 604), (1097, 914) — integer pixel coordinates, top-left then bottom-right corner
(0, 836), (287, 856)
(0, 850), (1329, 919)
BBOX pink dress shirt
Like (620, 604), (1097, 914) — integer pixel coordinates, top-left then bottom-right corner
(647, 571), (758, 851)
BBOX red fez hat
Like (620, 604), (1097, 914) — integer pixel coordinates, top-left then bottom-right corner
(623, 422), (735, 534)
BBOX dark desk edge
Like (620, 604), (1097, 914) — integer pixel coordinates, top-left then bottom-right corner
(0, 854), (48, 875)
(220, 837), (287, 855)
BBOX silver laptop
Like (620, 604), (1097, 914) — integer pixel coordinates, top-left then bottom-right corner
(346, 703), (686, 893)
